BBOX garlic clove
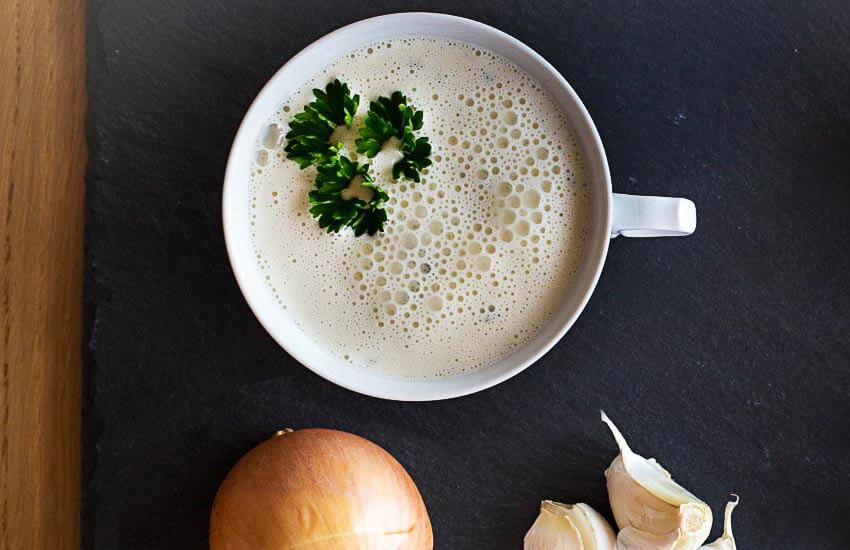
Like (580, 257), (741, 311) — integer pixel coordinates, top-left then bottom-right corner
(601, 411), (712, 550)
(616, 526), (681, 550)
(524, 500), (616, 550)
(569, 502), (617, 550)
(700, 496), (739, 549)
(524, 501), (582, 550)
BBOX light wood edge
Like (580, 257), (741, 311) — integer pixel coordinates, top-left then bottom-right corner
(1, 1), (86, 548)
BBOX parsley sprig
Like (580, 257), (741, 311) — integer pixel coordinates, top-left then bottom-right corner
(281, 81), (432, 236)
(284, 79), (359, 168)
(394, 131), (432, 182)
(308, 154), (388, 236)
(355, 92), (422, 153)
(355, 92), (432, 182)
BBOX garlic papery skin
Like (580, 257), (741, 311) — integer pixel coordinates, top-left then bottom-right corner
(524, 500), (616, 550)
(601, 411), (712, 550)
(701, 496), (739, 549)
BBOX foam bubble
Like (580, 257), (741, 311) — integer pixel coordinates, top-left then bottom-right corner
(499, 210), (517, 225)
(261, 124), (281, 148)
(524, 190), (541, 208)
(426, 295), (444, 311)
(401, 233), (418, 249)
(474, 255), (492, 271)
(516, 220), (531, 237)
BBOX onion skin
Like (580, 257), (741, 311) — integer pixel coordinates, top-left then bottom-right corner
(210, 428), (433, 549)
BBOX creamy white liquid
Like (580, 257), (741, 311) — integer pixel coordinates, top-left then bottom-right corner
(249, 37), (592, 378)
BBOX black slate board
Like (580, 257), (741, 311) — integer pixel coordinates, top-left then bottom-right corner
(84, 1), (850, 548)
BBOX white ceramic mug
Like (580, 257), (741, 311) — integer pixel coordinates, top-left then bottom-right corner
(223, 13), (696, 401)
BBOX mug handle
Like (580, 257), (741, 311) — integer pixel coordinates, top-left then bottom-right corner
(611, 193), (697, 238)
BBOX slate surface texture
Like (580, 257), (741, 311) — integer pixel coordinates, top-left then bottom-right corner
(84, 1), (850, 548)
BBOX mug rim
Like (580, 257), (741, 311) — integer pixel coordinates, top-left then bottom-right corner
(223, 12), (612, 400)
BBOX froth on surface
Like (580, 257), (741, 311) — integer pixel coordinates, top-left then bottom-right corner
(248, 37), (592, 379)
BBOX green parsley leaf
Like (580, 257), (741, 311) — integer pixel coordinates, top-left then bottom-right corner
(393, 130), (432, 182)
(355, 92), (424, 156)
(308, 155), (388, 236)
(311, 79), (360, 127)
(354, 110), (395, 157)
(355, 91), (431, 181)
(284, 80), (359, 168)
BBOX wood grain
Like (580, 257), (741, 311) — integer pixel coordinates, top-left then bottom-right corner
(0, 1), (86, 548)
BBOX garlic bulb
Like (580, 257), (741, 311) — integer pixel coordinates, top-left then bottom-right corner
(701, 497), (739, 549)
(524, 500), (616, 550)
(601, 411), (712, 550)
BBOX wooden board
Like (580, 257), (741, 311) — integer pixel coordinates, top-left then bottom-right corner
(0, 1), (86, 548)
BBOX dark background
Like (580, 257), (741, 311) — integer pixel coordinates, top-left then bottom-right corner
(84, 1), (850, 548)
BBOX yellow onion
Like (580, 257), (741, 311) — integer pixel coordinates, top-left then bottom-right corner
(210, 428), (433, 549)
